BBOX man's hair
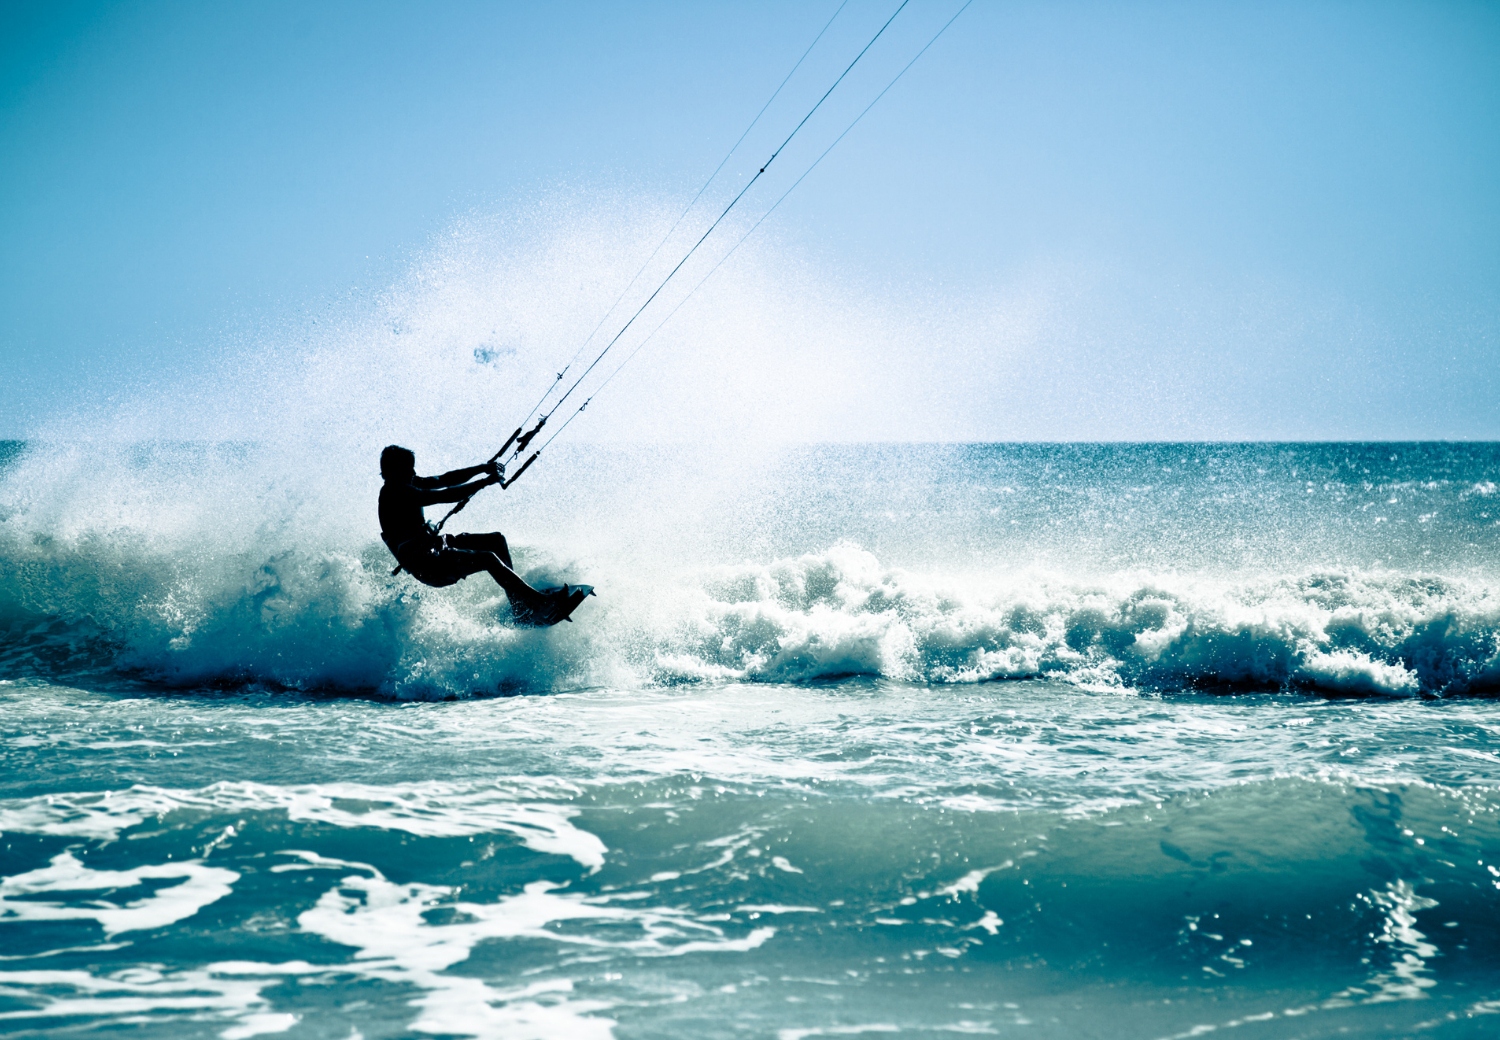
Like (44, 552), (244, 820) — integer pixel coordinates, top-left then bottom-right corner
(380, 445), (416, 480)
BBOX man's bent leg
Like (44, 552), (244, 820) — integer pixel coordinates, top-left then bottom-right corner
(414, 545), (543, 618)
(447, 532), (512, 569)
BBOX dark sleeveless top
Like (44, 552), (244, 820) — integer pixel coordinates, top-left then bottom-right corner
(378, 476), (488, 559)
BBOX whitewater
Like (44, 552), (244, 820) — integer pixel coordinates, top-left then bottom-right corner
(2, 215), (1498, 1037)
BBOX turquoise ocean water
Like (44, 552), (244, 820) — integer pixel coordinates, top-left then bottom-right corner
(1, 440), (1498, 1038)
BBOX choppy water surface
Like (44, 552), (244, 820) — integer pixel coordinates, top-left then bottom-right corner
(3, 680), (1498, 1039)
(1, 441), (1498, 1037)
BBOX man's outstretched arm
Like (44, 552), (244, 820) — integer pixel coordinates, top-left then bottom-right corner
(410, 475), (498, 506)
(417, 462), (496, 489)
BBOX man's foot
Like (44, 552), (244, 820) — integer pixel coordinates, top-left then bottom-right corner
(509, 584), (593, 628)
(509, 590), (555, 627)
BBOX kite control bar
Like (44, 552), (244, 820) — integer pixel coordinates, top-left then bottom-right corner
(432, 449), (537, 535)
(503, 451), (539, 487)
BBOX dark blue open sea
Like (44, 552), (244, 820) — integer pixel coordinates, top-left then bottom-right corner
(1, 440), (1498, 1038)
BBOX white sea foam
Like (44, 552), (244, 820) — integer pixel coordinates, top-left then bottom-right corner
(0, 767), (770, 1039)
(937, 862), (1013, 899)
(0, 849), (773, 1040)
(3, 526), (1495, 697)
(0, 966), (298, 1037)
(0, 781), (605, 871)
(0, 851), (237, 936)
(648, 545), (1500, 696)
(284, 856), (772, 1037)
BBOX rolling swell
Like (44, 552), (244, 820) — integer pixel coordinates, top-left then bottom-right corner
(0, 763), (1495, 1036)
(1, 529), (1496, 697)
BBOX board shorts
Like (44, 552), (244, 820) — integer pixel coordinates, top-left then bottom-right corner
(389, 533), (510, 588)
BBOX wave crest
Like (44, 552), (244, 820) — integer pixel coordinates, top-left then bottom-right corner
(654, 545), (1500, 696)
(3, 520), (1497, 697)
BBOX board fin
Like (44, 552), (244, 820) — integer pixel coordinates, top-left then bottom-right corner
(510, 583), (594, 628)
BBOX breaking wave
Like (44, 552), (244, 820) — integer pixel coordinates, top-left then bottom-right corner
(2, 510), (1496, 698)
(650, 545), (1500, 696)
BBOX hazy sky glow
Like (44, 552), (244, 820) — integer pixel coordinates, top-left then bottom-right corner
(2, 0), (1497, 441)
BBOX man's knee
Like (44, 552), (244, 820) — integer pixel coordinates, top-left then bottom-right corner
(483, 533), (511, 564)
(452, 532), (507, 553)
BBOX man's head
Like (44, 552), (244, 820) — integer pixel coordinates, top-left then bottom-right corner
(380, 445), (416, 482)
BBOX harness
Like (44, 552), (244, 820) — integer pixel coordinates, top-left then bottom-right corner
(382, 526), (442, 578)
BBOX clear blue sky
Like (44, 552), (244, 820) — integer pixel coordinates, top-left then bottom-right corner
(2, 0), (1497, 440)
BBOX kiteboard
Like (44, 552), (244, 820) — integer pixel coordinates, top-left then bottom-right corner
(512, 583), (594, 628)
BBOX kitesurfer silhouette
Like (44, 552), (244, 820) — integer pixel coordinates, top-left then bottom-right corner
(378, 445), (551, 621)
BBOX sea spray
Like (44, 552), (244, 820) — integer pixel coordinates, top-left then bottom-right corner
(3, 441), (1499, 697)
